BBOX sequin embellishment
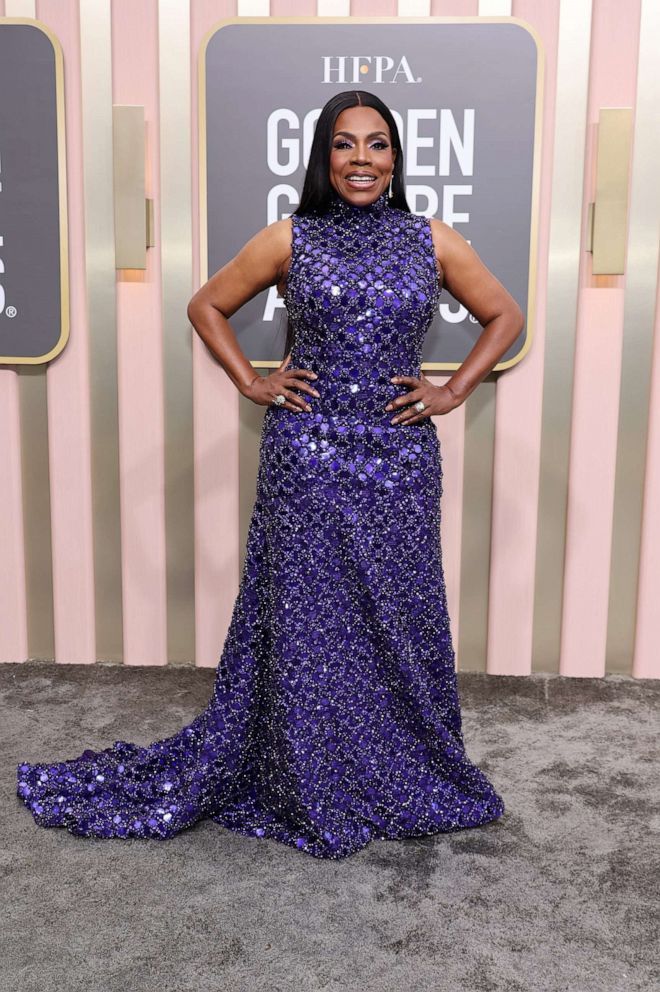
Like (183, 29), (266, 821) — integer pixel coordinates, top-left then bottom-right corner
(16, 189), (505, 859)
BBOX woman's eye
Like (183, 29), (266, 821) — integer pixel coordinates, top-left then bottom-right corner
(333, 140), (389, 150)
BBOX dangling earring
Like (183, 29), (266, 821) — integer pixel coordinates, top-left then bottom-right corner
(388, 172), (394, 199)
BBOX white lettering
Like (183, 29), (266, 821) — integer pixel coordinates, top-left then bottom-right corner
(322, 55), (418, 84)
(443, 185), (472, 227)
(302, 108), (321, 168)
(266, 184), (299, 226)
(406, 109), (437, 176)
(391, 56), (416, 84)
(372, 56), (394, 83)
(439, 109), (475, 176)
(267, 108), (474, 178)
(322, 57), (348, 84)
(405, 185), (439, 217)
(267, 109), (300, 176)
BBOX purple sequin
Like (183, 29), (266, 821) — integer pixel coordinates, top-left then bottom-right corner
(15, 189), (504, 859)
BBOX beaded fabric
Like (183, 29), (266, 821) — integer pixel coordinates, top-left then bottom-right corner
(16, 188), (505, 860)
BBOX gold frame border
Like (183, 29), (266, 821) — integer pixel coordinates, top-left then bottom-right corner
(197, 15), (544, 371)
(0, 17), (70, 366)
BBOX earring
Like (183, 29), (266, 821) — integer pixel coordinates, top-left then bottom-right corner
(388, 173), (394, 199)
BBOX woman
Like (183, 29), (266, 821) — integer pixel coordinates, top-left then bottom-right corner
(16, 91), (523, 860)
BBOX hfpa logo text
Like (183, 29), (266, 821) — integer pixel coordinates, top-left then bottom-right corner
(322, 56), (421, 84)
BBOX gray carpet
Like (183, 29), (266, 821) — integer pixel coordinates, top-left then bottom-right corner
(2, 662), (658, 992)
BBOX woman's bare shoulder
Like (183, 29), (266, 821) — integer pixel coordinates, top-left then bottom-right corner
(428, 217), (451, 288)
(428, 217), (458, 257)
(262, 216), (293, 255)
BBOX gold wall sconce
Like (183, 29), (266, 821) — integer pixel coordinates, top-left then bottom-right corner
(112, 105), (154, 269)
(586, 108), (633, 275)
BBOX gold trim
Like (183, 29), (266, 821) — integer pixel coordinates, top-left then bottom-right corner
(146, 197), (155, 248)
(586, 200), (594, 252)
(2, 13), (56, 655)
(0, 17), (70, 365)
(197, 15), (544, 372)
(112, 105), (148, 270)
(590, 108), (633, 275)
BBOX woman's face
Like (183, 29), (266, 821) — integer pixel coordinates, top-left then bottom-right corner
(328, 106), (397, 206)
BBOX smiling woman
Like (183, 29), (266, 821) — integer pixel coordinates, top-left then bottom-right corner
(330, 122), (393, 195)
(17, 89), (522, 860)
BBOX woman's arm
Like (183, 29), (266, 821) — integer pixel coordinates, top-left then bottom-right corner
(187, 218), (293, 396)
(430, 218), (525, 403)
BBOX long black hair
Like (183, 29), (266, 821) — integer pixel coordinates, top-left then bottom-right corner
(279, 90), (409, 360)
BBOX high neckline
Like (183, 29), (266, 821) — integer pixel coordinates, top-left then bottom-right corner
(327, 189), (389, 218)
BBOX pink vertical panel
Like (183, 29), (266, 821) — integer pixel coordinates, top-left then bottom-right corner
(111, 0), (167, 666)
(430, 1), (479, 16)
(191, 1), (241, 668)
(351, 0), (397, 13)
(487, 0), (559, 675)
(561, 291), (624, 676)
(271, 0), (316, 11)
(561, 0), (641, 676)
(634, 272), (660, 680)
(38, 0), (96, 665)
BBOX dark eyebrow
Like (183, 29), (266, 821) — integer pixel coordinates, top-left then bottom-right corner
(333, 130), (389, 140)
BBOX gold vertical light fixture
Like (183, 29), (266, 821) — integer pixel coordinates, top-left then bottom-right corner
(112, 105), (153, 268)
(587, 108), (633, 274)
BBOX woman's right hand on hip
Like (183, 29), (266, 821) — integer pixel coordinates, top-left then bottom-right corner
(243, 352), (320, 412)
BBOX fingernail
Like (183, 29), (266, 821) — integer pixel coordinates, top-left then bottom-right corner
(312, 390), (320, 397)
(391, 377), (398, 382)
(385, 404), (392, 411)
(306, 405), (312, 411)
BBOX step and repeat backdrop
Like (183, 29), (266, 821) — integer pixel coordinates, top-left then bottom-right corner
(0, 17), (540, 368)
(201, 19), (540, 368)
(1, 4), (657, 682)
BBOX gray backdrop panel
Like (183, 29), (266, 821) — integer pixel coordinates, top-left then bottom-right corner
(0, 23), (64, 362)
(205, 21), (539, 366)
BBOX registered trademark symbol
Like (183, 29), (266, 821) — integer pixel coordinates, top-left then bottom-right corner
(5, 305), (17, 318)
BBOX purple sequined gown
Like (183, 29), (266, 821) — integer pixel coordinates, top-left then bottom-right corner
(16, 190), (505, 859)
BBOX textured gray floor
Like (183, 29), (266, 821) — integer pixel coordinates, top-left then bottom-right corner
(2, 662), (658, 992)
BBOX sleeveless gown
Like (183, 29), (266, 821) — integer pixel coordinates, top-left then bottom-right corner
(16, 189), (505, 860)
